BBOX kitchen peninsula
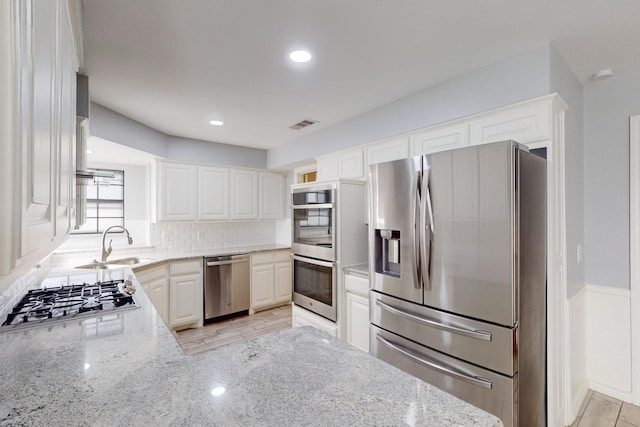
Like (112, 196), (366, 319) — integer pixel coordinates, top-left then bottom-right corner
(0, 268), (501, 426)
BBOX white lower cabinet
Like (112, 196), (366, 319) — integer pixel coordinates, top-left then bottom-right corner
(250, 250), (291, 313)
(169, 258), (203, 329)
(292, 304), (338, 337)
(344, 273), (370, 352)
(133, 263), (169, 325)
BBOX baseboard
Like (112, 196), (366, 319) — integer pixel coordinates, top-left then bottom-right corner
(588, 380), (633, 403)
(569, 379), (589, 422)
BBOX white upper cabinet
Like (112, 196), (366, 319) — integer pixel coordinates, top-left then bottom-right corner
(157, 161), (198, 221)
(0, 0), (78, 275)
(198, 166), (230, 220)
(154, 160), (285, 223)
(367, 136), (409, 165)
(259, 172), (285, 219)
(230, 169), (258, 220)
(469, 101), (550, 147)
(317, 148), (365, 181)
(409, 124), (470, 156)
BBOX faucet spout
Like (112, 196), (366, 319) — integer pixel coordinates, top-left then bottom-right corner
(100, 226), (133, 262)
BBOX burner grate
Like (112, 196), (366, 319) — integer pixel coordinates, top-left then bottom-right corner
(1, 279), (138, 330)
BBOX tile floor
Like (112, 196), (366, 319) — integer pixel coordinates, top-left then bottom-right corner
(174, 304), (292, 355)
(176, 307), (640, 427)
(572, 390), (640, 427)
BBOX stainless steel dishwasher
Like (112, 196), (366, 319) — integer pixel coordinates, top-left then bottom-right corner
(203, 254), (250, 322)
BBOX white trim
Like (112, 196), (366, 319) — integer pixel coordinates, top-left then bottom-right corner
(631, 115), (640, 405)
(568, 285), (588, 424)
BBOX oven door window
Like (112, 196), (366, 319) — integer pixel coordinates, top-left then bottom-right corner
(294, 259), (333, 305)
(293, 207), (333, 247)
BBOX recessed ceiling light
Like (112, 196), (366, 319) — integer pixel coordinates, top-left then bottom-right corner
(289, 50), (311, 63)
(209, 120), (224, 126)
(86, 149), (93, 154)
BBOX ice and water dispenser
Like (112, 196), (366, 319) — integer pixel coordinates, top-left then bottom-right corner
(374, 229), (401, 277)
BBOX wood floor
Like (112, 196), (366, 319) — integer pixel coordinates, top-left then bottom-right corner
(174, 304), (292, 355)
(176, 307), (640, 427)
(572, 390), (640, 427)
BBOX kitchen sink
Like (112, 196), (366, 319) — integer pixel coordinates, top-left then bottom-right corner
(74, 257), (153, 270)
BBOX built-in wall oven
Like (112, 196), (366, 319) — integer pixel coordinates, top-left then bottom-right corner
(291, 182), (338, 321)
(291, 254), (336, 321)
(291, 183), (335, 261)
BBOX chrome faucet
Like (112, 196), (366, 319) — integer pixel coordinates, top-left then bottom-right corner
(100, 225), (133, 262)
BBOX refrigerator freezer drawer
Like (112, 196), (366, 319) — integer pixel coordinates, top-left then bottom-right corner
(370, 291), (516, 376)
(371, 325), (516, 427)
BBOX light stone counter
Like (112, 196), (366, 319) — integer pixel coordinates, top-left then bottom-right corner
(0, 267), (501, 426)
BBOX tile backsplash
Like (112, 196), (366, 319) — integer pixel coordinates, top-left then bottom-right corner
(150, 221), (278, 251)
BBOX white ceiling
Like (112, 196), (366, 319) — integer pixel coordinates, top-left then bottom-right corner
(82, 0), (640, 151)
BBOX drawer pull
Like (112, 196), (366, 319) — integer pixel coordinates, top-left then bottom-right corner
(376, 334), (493, 390)
(376, 299), (492, 341)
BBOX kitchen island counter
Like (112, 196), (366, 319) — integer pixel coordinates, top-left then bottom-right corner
(0, 269), (501, 426)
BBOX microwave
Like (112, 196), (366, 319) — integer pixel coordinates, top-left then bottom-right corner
(291, 183), (336, 262)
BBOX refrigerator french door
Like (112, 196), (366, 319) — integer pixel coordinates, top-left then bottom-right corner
(369, 140), (546, 427)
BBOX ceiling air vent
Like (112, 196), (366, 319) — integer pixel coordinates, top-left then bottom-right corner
(289, 119), (318, 130)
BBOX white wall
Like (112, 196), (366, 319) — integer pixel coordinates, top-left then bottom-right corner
(268, 44), (553, 169)
(584, 71), (640, 289)
(166, 135), (267, 169)
(90, 102), (268, 169)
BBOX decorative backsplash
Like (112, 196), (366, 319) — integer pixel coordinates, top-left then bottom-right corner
(150, 221), (279, 251)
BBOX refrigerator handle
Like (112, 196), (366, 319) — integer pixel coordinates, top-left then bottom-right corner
(376, 334), (493, 390)
(412, 171), (422, 289)
(420, 162), (432, 291)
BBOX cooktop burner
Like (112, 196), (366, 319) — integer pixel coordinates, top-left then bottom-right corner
(1, 279), (139, 332)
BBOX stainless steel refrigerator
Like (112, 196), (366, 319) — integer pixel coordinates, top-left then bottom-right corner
(369, 140), (546, 427)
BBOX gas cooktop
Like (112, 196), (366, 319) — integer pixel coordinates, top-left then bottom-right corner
(1, 278), (139, 332)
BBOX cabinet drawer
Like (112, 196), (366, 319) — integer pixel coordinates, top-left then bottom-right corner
(273, 250), (290, 263)
(370, 292), (516, 376)
(344, 273), (369, 296)
(251, 252), (274, 265)
(170, 258), (202, 275)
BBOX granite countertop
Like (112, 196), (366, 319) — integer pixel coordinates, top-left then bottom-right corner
(0, 268), (501, 426)
(343, 262), (369, 278)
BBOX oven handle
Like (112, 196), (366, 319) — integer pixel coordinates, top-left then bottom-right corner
(291, 203), (334, 210)
(291, 254), (336, 268)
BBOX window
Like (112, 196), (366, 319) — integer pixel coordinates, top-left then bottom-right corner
(72, 168), (125, 234)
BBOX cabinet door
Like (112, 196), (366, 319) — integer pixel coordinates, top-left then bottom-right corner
(259, 172), (284, 219)
(469, 102), (550, 146)
(345, 292), (370, 352)
(367, 137), (409, 165)
(274, 261), (292, 303)
(158, 162), (198, 221)
(147, 276), (169, 324)
(198, 166), (229, 220)
(230, 169), (258, 220)
(169, 272), (202, 328)
(55, 5), (76, 238)
(250, 264), (275, 309)
(338, 149), (365, 180)
(316, 154), (338, 182)
(22, 0), (56, 256)
(409, 124), (469, 156)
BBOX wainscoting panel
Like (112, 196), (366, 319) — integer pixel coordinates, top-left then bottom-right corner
(585, 284), (632, 403)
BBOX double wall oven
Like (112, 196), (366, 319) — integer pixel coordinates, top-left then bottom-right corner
(291, 183), (337, 321)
